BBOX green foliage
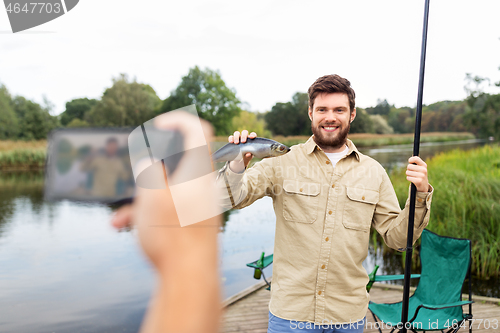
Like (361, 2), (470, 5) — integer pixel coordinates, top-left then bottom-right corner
(11, 96), (58, 140)
(85, 74), (160, 127)
(464, 92), (500, 140)
(388, 107), (412, 134)
(462, 71), (500, 140)
(232, 110), (272, 137)
(66, 118), (90, 128)
(159, 66), (241, 136)
(0, 148), (46, 170)
(366, 99), (392, 116)
(363, 98), (473, 135)
(0, 84), (57, 140)
(390, 145), (500, 278)
(0, 85), (18, 139)
(370, 115), (394, 134)
(421, 101), (468, 133)
(265, 92), (311, 136)
(350, 108), (373, 134)
(60, 98), (97, 126)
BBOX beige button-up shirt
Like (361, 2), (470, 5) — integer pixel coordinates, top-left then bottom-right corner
(217, 137), (433, 324)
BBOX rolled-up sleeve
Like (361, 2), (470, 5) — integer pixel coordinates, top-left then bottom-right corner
(215, 158), (276, 211)
(372, 171), (434, 251)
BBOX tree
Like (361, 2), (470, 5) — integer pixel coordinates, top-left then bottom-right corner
(60, 98), (97, 126)
(85, 74), (161, 127)
(232, 110), (272, 137)
(366, 99), (392, 116)
(369, 114), (394, 134)
(463, 73), (500, 140)
(421, 100), (467, 132)
(11, 96), (58, 140)
(349, 108), (373, 134)
(159, 66), (241, 135)
(67, 118), (90, 128)
(0, 85), (19, 139)
(265, 92), (311, 136)
(420, 111), (438, 132)
(388, 108), (412, 133)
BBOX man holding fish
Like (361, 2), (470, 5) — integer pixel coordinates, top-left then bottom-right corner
(216, 74), (433, 332)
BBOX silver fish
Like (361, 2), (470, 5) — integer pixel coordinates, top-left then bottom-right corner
(212, 137), (290, 163)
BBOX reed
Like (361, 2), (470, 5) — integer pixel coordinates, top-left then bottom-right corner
(0, 140), (47, 151)
(0, 149), (46, 170)
(389, 144), (500, 278)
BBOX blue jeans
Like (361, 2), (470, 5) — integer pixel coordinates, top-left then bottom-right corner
(268, 311), (365, 333)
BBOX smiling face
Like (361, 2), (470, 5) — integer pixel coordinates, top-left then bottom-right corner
(308, 92), (356, 153)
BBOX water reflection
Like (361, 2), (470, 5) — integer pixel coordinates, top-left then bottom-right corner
(0, 171), (45, 237)
(0, 171), (153, 333)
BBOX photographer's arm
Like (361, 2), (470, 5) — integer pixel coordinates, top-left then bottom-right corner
(113, 187), (220, 333)
(111, 112), (221, 333)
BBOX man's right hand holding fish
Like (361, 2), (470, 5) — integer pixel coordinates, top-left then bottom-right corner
(227, 130), (257, 173)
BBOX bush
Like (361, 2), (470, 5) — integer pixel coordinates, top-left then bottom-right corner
(370, 115), (394, 134)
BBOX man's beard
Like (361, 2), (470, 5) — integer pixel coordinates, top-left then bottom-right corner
(311, 121), (350, 151)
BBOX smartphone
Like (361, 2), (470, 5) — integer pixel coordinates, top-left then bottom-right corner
(44, 128), (137, 204)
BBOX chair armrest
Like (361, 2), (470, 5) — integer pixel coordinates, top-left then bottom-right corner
(374, 274), (421, 282)
(409, 300), (474, 322)
(420, 300), (473, 310)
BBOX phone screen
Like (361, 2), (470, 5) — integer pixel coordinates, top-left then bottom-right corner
(44, 128), (136, 204)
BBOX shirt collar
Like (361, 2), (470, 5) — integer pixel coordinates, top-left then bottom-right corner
(305, 135), (360, 162)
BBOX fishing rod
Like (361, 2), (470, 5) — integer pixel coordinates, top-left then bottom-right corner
(400, 0), (431, 332)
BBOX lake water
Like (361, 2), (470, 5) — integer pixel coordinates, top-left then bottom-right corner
(0, 139), (495, 333)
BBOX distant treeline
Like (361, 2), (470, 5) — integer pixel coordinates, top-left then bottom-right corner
(0, 66), (499, 140)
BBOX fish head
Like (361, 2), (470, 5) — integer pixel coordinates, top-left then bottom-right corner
(270, 142), (291, 157)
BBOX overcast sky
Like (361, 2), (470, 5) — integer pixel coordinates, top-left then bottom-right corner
(1, 0), (499, 116)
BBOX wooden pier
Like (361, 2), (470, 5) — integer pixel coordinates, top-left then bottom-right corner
(222, 280), (500, 333)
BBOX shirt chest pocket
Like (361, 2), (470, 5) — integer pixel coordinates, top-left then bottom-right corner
(282, 180), (320, 223)
(342, 187), (379, 232)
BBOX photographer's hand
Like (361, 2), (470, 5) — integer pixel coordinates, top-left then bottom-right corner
(111, 111), (221, 333)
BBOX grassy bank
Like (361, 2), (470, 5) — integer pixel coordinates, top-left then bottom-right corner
(0, 140), (46, 170)
(389, 144), (500, 278)
(214, 132), (475, 148)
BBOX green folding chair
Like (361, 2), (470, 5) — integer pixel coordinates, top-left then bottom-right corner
(369, 229), (473, 333)
(367, 265), (422, 293)
(246, 252), (273, 290)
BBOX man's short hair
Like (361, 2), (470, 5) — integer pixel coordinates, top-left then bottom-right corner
(307, 74), (356, 113)
(106, 137), (118, 145)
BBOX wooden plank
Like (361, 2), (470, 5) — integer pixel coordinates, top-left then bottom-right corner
(222, 282), (500, 333)
(223, 278), (271, 307)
